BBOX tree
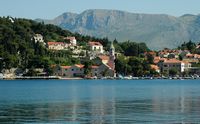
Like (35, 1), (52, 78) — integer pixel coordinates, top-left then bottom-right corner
(169, 68), (178, 76)
(179, 40), (196, 53)
(83, 61), (92, 76)
(120, 41), (150, 56)
(128, 57), (144, 76)
(146, 53), (154, 64)
(115, 55), (130, 75)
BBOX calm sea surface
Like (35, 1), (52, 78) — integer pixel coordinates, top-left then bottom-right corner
(0, 79), (200, 123)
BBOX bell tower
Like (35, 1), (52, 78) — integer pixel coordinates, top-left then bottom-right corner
(109, 41), (115, 70)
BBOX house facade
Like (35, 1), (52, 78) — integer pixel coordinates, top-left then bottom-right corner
(158, 59), (191, 74)
(33, 34), (46, 45)
(53, 64), (84, 77)
(64, 36), (77, 46)
(182, 54), (200, 64)
(88, 42), (104, 53)
(47, 42), (67, 50)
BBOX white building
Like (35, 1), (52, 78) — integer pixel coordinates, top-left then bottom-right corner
(158, 59), (191, 74)
(53, 64), (84, 77)
(88, 42), (104, 53)
(33, 34), (45, 45)
(65, 37), (77, 46)
(47, 42), (67, 50)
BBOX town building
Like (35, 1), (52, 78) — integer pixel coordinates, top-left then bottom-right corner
(64, 36), (77, 46)
(33, 34), (46, 45)
(158, 59), (191, 74)
(88, 41), (104, 53)
(47, 42), (67, 50)
(52, 64), (84, 77)
(182, 54), (200, 64)
(92, 42), (116, 77)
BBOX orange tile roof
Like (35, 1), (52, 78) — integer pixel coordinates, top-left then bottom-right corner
(75, 64), (84, 68)
(186, 54), (194, 57)
(98, 55), (110, 60)
(182, 61), (191, 64)
(88, 41), (103, 46)
(186, 54), (200, 58)
(48, 42), (64, 45)
(150, 64), (159, 71)
(163, 59), (182, 64)
(61, 66), (71, 69)
(91, 65), (99, 69)
(153, 57), (167, 64)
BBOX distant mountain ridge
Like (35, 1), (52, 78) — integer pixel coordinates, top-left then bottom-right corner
(36, 9), (200, 49)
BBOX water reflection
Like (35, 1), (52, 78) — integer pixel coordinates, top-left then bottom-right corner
(0, 80), (200, 123)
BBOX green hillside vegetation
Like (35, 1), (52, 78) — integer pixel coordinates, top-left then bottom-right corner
(0, 17), (153, 76)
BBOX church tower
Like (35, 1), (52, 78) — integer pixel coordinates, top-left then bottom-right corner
(109, 41), (115, 71)
(110, 41), (115, 59)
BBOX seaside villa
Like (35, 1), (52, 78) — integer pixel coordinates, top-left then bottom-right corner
(158, 59), (191, 74)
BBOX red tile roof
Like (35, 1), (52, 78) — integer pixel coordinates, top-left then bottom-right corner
(186, 54), (200, 59)
(61, 66), (71, 69)
(88, 42), (103, 46)
(75, 64), (84, 68)
(150, 64), (160, 71)
(163, 59), (182, 64)
(153, 57), (167, 64)
(48, 42), (64, 45)
(98, 55), (110, 60)
(91, 65), (99, 69)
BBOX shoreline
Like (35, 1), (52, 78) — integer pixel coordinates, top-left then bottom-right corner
(1, 76), (200, 80)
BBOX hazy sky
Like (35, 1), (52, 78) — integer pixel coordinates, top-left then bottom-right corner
(0, 0), (200, 19)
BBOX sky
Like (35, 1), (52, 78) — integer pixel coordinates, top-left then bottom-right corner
(0, 0), (200, 19)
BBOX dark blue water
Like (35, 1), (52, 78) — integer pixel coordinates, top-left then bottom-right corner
(0, 80), (200, 123)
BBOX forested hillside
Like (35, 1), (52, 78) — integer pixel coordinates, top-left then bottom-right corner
(0, 16), (151, 76)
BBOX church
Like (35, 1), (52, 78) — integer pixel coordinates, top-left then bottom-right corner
(91, 41), (116, 77)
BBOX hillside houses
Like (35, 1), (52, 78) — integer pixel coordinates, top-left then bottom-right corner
(52, 41), (116, 78)
(33, 33), (200, 77)
(182, 54), (200, 64)
(158, 49), (180, 59)
(149, 48), (200, 76)
(47, 37), (77, 50)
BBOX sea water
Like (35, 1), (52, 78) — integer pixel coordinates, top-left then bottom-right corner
(0, 79), (200, 123)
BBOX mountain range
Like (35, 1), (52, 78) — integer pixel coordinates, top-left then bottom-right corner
(36, 9), (200, 50)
